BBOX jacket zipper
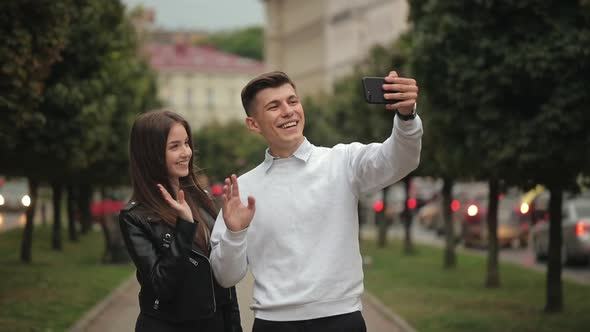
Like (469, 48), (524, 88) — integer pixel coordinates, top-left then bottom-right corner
(191, 249), (217, 312)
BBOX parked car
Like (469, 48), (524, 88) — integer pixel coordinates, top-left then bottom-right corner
(417, 199), (442, 229)
(460, 191), (529, 248)
(530, 198), (590, 264)
(432, 181), (488, 240)
(0, 177), (31, 212)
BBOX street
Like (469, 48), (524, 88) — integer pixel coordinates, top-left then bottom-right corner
(361, 222), (590, 285)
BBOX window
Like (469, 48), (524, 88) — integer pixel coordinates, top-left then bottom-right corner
(185, 88), (193, 106)
(207, 88), (215, 109)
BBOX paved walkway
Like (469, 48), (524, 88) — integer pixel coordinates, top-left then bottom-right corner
(69, 272), (412, 332)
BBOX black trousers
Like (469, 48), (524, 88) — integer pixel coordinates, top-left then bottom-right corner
(252, 311), (366, 332)
(135, 311), (225, 332)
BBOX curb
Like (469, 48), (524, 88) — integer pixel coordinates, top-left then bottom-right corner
(68, 274), (137, 332)
(363, 291), (417, 332)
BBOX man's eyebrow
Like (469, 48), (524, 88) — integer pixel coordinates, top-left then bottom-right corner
(263, 99), (280, 109)
(264, 95), (298, 109)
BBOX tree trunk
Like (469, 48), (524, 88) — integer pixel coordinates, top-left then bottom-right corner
(67, 184), (78, 242)
(78, 184), (92, 234)
(20, 178), (39, 263)
(377, 189), (388, 248)
(442, 177), (456, 269)
(485, 178), (500, 288)
(545, 184), (563, 313)
(403, 177), (414, 254)
(51, 182), (63, 251)
(41, 200), (47, 226)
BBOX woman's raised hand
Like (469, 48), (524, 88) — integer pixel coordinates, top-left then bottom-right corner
(221, 174), (256, 232)
(157, 184), (193, 222)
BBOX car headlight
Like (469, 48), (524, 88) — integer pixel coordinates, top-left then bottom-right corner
(21, 195), (31, 207)
(0, 194), (4, 206)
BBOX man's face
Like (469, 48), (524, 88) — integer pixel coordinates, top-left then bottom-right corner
(246, 83), (305, 157)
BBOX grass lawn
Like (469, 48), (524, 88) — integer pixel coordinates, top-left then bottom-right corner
(361, 239), (590, 332)
(0, 225), (134, 331)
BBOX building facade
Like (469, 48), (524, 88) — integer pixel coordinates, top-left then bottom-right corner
(264, 0), (409, 97)
(143, 42), (265, 129)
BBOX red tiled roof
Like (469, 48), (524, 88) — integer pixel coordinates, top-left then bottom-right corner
(143, 42), (265, 74)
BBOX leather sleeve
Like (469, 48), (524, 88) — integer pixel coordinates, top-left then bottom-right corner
(119, 210), (198, 303)
(222, 286), (243, 332)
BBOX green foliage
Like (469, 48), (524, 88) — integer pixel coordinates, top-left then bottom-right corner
(38, 0), (142, 179)
(193, 121), (267, 183)
(0, 226), (133, 330)
(303, 94), (344, 147)
(409, 0), (590, 188)
(362, 239), (590, 332)
(0, 0), (160, 186)
(83, 59), (160, 186)
(200, 26), (264, 60)
(0, 0), (71, 158)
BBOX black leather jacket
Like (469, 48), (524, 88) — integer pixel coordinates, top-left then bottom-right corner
(119, 201), (242, 331)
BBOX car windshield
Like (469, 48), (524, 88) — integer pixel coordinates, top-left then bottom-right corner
(0, 178), (28, 197)
(574, 203), (590, 218)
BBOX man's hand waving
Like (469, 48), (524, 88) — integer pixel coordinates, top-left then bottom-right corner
(221, 174), (256, 232)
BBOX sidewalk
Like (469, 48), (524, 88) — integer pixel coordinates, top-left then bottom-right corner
(69, 271), (414, 332)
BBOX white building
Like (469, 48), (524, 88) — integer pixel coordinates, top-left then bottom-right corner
(264, 0), (410, 97)
(143, 42), (265, 129)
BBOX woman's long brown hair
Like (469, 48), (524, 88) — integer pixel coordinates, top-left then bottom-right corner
(128, 110), (216, 253)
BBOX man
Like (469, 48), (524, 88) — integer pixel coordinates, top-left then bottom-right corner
(210, 70), (422, 331)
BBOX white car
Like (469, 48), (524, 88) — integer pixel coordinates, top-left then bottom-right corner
(0, 177), (31, 212)
(531, 198), (590, 265)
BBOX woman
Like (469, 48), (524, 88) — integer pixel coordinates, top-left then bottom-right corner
(119, 110), (242, 331)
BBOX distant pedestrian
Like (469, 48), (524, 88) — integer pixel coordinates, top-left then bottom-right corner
(119, 110), (242, 332)
(211, 70), (422, 331)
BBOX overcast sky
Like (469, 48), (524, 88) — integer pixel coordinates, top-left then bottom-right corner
(122, 0), (265, 31)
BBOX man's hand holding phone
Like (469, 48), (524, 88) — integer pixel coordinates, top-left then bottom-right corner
(362, 71), (418, 120)
(382, 71), (418, 115)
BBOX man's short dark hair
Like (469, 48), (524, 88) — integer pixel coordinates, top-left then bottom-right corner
(241, 71), (296, 116)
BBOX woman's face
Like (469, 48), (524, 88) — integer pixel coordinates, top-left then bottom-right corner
(166, 123), (192, 182)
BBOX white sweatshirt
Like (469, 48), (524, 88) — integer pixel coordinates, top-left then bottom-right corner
(210, 116), (423, 321)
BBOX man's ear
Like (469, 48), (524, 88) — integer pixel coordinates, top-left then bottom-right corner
(245, 116), (261, 134)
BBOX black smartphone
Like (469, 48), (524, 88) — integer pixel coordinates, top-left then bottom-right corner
(361, 77), (388, 104)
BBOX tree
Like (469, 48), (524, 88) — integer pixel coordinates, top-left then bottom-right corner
(0, 0), (71, 150)
(410, 0), (590, 310)
(194, 121), (267, 184)
(413, 92), (465, 268)
(1, 0), (159, 261)
(35, 0), (148, 248)
(200, 26), (264, 60)
(0, 0), (72, 263)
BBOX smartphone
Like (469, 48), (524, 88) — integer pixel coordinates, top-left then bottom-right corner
(361, 77), (388, 104)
